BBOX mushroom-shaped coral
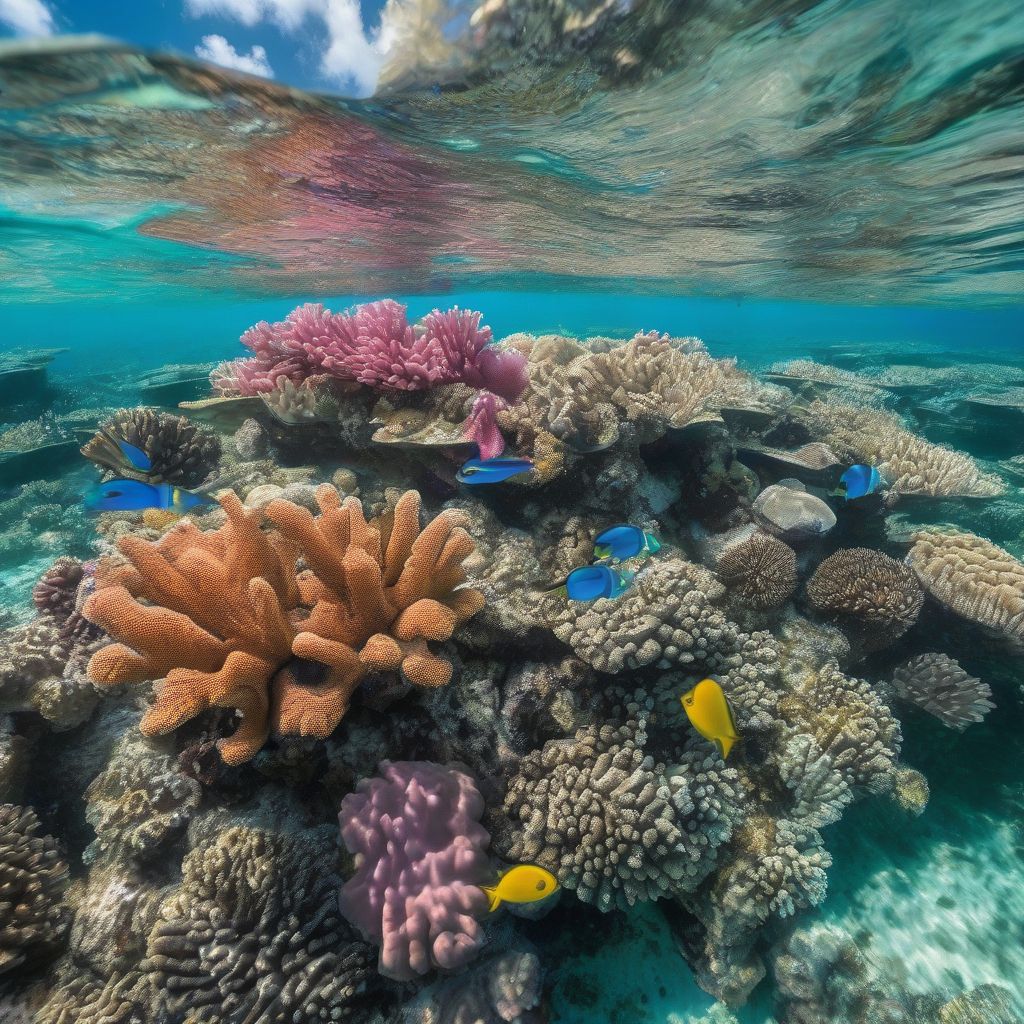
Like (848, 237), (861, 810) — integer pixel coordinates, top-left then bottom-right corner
(146, 825), (378, 1023)
(752, 481), (836, 542)
(81, 408), (221, 488)
(338, 760), (492, 981)
(0, 804), (70, 974)
(805, 548), (924, 650)
(500, 719), (742, 912)
(907, 529), (1024, 651)
(892, 653), (994, 730)
(84, 488), (484, 764)
(717, 533), (797, 610)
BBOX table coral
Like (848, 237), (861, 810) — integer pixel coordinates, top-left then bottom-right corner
(500, 719), (742, 912)
(84, 487), (484, 764)
(338, 760), (492, 981)
(907, 528), (1024, 652)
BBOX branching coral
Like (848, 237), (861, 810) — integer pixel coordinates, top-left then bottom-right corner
(81, 408), (221, 488)
(717, 533), (797, 610)
(779, 661), (901, 794)
(907, 528), (1024, 651)
(775, 734), (852, 829)
(0, 804), (70, 974)
(799, 399), (1004, 498)
(339, 760), (492, 981)
(500, 719), (742, 912)
(147, 825), (378, 1023)
(84, 487), (484, 764)
(805, 548), (924, 650)
(892, 653), (994, 729)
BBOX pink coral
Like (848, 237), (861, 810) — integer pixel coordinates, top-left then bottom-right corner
(213, 301), (528, 440)
(465, 391), (508, 460)
(338, 760), (492, 981)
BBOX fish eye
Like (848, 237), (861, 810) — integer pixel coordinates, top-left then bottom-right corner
(685, 697), (694, 705)
(536, 880), (546, 891)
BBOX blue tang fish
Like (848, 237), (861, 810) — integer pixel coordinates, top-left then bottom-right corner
(545, 564), (635, 601)
(85, 478), (213, 514)
(837, 464), (883, 500)
(457, 456), (534, 485)
(115, 437), (153, 473)
(593, 524), (661, 562)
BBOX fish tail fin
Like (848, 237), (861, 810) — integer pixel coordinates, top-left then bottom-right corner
(717, 735), (737, 760)
(481, 885), (502, 913)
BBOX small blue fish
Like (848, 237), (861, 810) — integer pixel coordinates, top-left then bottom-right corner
(85, 478), (212, 514)
(593, 524), (661, 562)
(116, 437), (153, 473)
(836, 464), (883, 500)
(545, 564), (635, 601)
(457, 456), (534, 485)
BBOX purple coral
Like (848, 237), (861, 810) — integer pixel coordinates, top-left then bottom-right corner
(214, 301), (527, 458)
(338, 760), (492, 981)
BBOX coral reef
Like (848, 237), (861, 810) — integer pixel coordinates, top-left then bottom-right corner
(81, 408), (221, 487)
(500, 719), (742, 912)
(84, 487), (484, 764)
(892, 653), (994, 729)
(0, 804), (70, 974)
(338, 760), (491, 980)
(716, 533), (797, 610)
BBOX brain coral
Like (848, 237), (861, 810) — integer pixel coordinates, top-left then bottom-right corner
(146, 825), (378, 1023)
(907, 528), (1024, 651)
(501, 719), (742, 912)
(0, 804), (70, 974)
(84, 487), (484, 764)
(717, 533), (798, 610)
(81, 408), (221, 488)
(805, 548), (924, 650)
(892, 653), (994, 730)
(338, 760), (491, 981)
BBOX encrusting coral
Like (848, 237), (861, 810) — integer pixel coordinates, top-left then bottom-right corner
(338, 760), (492, 980)
(805, 548), (924, 651)
(0, 804), (70, 975)
(892, 653), (994, 729)
(83, 487), (484, 764)
(907, 528), (1024, 652)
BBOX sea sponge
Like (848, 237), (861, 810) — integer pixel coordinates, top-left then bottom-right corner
(84, 487), (484, 764)
(907, 528), (1024, 651)
(82, 408), (221, 488)
(800, 399), (1004, 498)
(892, 653), (994, 730)
(146, 825), (378, 1023)
(805, 548), (924, 650)
(338, 761), (492, 980)
(0, 804), (70, 974)
(500, 719), (742, 912)
(717, 533), (797, 610)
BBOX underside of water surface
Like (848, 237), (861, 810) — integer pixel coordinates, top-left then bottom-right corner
(0, 1), (1023, 1023)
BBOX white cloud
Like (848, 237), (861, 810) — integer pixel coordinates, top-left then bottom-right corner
(184, 0), (398, 94)
(194, 33), (274, 76)
(0, 0), (56, 35)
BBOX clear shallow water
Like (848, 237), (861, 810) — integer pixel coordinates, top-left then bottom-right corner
(1, 4), (1024, 1024)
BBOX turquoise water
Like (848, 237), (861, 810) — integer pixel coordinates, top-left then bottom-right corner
(2, 8), (1024, 1024)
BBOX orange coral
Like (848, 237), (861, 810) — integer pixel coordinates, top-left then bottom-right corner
(84, 487), (484, 765)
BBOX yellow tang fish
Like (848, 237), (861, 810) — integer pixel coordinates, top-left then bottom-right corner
(480, 864), (559, 913)
(680, 678), (740, 759)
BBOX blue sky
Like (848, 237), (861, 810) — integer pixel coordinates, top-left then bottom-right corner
(0, 0), (393, 94)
